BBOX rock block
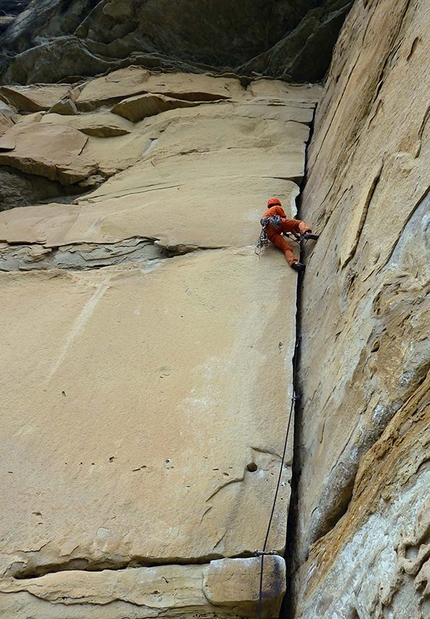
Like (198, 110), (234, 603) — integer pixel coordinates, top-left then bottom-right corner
(0, 84), (71, 112)
(112, 92), (200, 122)
(204, 556), (286, 606)
(41, 111), (134, 137)
(0, 556), (286, 618)
(0, 121), (95, 184)
(76, 68), (241, 111)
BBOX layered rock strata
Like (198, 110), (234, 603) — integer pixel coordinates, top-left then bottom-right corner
(292, 0), (430, 616)
(0, 71), (321, 617)
(0, 70), (319, 210)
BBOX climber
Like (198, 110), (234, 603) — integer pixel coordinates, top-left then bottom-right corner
(259, 197), (318, 272)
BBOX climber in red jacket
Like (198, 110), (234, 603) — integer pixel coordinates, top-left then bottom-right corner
(260, 197), (318, 272)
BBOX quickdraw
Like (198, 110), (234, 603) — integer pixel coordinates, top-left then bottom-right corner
(254, 229), (269, 256)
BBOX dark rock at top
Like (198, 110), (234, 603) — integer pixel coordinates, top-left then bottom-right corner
(0, 0), (30, 16)
(0, 0), (30, 35)
(0, 0), (353, 84)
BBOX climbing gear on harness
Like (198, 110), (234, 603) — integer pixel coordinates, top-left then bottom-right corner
(255, 228), (269, 256)
(255, 214), (283, 256)
(260, 214), (282, 229)
(291, 261), (305, 272)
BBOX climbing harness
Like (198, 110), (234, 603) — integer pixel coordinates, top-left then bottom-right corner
(260, 214), (282, 229)
(255, 336), (301, 619)
(255, 215), (282, 256)
(254, 222), (303, 257)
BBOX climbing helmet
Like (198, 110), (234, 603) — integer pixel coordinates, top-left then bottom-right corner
(267, 197), (282, 208)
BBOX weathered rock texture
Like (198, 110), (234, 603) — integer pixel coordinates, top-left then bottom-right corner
(0, 0), (352, 84)
(0, 70), (320, 211)
(292, 0), (430, 616)
(0, 71), (321, 618)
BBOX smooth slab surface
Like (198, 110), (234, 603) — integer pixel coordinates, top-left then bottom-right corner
(0, 248), (295, 577)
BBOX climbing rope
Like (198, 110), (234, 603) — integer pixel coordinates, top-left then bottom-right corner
(255, 335), (301, 619)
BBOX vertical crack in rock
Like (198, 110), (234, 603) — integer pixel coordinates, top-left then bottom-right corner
(281, 102), (317, 619)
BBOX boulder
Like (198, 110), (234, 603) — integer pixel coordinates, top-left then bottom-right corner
(2, 35), (120, 85)
(238, 2), (352, 82)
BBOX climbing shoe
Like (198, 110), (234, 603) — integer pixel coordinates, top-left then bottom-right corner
(291, 262), (305, 273)
(303, 232), (319, 241)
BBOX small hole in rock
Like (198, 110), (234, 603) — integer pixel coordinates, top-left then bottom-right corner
(247, 462), (258, 472)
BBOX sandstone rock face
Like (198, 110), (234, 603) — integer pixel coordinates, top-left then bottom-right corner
(0, 71), (320, 211)
(0, 71), (320, 618)
(0, 0), (352, 84)
(292, 0), (430, 616)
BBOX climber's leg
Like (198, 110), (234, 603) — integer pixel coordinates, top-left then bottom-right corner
(269, 233), (298, 266)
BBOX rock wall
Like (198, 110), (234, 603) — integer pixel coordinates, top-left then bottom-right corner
(0, 70), (322, 617)
(1, 1), (429, 617)
(0, 0), (352, 84)
(293, 0), (430, 616)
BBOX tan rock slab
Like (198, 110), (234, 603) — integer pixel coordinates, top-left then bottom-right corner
(112, 92), (200, 122)
(76, 67), (245, 110)
(0, 248), (294, 578)
(0, 72), (316, 619)
(48, 97), (79, 115)
(294, 0), (430, 601)
(0, 123), (15, 148)
(0, 95), (309, 248)
(41, 111), (134, 137)
(0, 121), (96, 184)
(248, 80), (323, 105)
(0, 101), (15, 138)
(0, 176), (299, 249)
(0, 84), (72, 112)
(295, 372), (430, 619)
(0, 556), (285, 618)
